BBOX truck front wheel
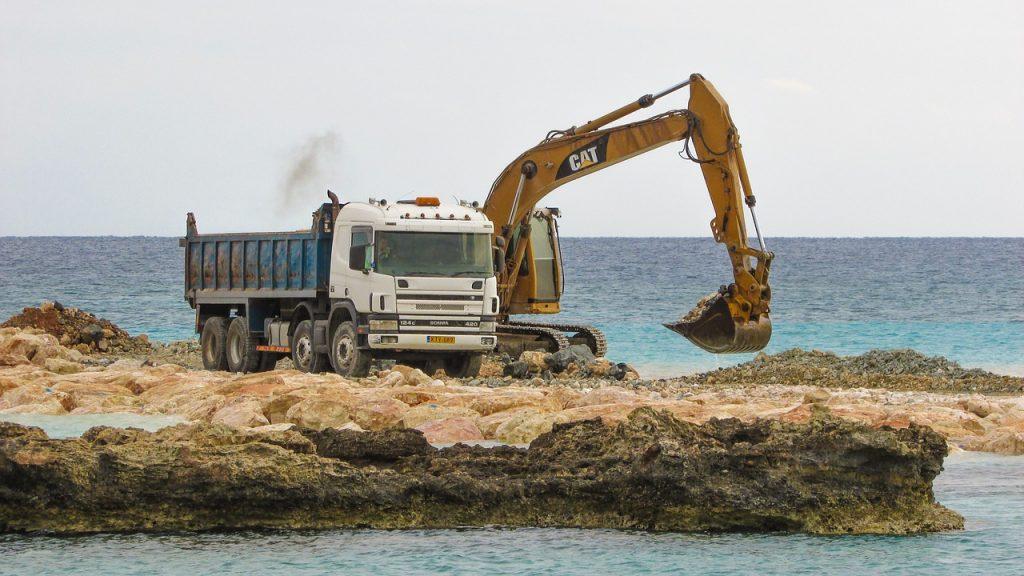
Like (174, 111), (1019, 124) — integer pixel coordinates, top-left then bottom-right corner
(200, 317), (229, 371)
(330, 321), (371, 378)
(443, 353), (482, 378)
(291, 320), (328, 373)
(226, 317), (261, 373)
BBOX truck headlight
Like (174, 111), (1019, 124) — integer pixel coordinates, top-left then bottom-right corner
(478, 321), (496, 332)
(370, 319), (398, 332)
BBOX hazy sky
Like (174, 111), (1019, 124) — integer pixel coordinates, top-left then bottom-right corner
(2, 1), (1022, 237)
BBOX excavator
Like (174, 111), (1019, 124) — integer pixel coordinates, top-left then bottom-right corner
(482, 73), (773, 355)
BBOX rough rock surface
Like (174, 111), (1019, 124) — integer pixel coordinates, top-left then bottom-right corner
(2, 326), (1023, 453)
(1, 302), (150, 355)
(679, 349), (1023, 393)
(0, 408), (961, 535)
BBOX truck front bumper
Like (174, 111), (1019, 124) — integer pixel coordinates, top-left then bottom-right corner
(367, 332), (497, 351)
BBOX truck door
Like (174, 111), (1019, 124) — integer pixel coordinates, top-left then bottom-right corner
(344, 225), (374, 311)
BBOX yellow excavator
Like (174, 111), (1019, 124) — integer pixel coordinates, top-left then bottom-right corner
(483, 73), (773, 355)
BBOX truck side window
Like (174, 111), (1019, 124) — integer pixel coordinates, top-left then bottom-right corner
(349, 226), (373, 271)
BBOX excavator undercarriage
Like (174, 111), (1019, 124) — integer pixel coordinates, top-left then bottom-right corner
(483, 74), (774, 356)
(497, 320), (608, 356)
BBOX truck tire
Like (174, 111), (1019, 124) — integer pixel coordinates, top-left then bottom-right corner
(444, 353), (482, 378)
(200, 317), (229, 371)
(291, 320), (328, 373)
(226, 317), (261, 373)
(330, 321), (371, 378)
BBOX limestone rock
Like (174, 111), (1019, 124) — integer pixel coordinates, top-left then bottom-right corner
(466, 390), (560, 416)
(348, 395), (409, 431)
(0, 409), (963, 535)
(519, 350), (548, 373)
(211, 396), (270, 428)
(285, 396), (352, 430)
(43, 358), (84, 374)
(390, 365), (433, 386)
(565, 387), (642, 409)
(402, 403), (480, 429)
(415, 417), (484, 444)
(803, 388), (831, 404)
(493, 410), (554, 444)
(379, 371), (405, 387)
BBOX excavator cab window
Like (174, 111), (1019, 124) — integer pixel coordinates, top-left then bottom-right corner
(529, 212), (560, 301)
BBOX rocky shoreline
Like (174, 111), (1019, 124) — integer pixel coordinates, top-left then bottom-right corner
(2, 322), (1022, 455)
(0, 408), (962, 535)
(1, 302), (1022, 534)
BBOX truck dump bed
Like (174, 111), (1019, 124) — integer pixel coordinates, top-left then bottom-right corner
(182, 205), (334, 305)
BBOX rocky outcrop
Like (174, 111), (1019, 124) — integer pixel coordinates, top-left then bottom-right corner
(684, 349), (1023, 393)
(2, 319), (1022, 454)
(0, 408), (961, 535)
(1, 302), (150, 355)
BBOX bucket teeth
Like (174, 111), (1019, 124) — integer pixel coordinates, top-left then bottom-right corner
(664, 293), (772, 354)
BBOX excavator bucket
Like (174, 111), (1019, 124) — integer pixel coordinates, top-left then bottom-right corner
(664, 293), (772, 354)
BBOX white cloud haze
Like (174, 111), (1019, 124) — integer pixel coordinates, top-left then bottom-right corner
(1, 0), (1022, 236)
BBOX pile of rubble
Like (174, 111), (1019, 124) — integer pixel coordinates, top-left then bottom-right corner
(500, 345), (640, 382)
(1, 302), (151, 355)
(678, 348), (1022, 393)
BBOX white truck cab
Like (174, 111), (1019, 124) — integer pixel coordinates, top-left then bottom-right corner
(324, 197), (498, 376)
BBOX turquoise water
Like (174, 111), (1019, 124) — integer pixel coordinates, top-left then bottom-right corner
(0, 413), (184, 437)
(0, 453), (1021, 575)
(0, 237), (1021, 376)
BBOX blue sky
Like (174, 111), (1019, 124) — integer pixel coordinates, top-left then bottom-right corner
(2, 1), (1022, 236)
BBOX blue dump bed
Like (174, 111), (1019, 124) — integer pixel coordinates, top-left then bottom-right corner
(182, 206), (334, 304)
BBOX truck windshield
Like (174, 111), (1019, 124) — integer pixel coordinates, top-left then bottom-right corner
(375, 231), (493, 277)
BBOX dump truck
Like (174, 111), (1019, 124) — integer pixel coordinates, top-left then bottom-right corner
(182, 193), (499, 377)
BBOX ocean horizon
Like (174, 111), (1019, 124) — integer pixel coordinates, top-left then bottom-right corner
(1, 236), (1021, 377)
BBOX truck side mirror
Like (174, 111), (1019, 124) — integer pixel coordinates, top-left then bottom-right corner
(349, 244), (371, 272)
(493, 246), (506, 274)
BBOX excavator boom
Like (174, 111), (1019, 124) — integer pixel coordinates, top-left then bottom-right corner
(482, 74), (773, 354)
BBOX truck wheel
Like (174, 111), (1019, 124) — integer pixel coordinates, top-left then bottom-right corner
(291, 320), (328, 373)
(330, 321), (371, 378)
(444, 353), (482, 378)
(421, 359), (444, 377)
(226, 317), (261, 373)
(200, 317), (229, 371)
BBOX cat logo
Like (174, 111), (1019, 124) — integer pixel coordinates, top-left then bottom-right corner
(556, 134), (610, 179)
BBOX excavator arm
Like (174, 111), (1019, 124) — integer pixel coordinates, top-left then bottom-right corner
(482, 74), (773, 354)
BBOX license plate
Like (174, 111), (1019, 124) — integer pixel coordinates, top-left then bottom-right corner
(426, 335), (456, 344)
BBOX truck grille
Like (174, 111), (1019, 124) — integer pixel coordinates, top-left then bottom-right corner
(396, 294), (483, 301)
(414, 303), (464, 311)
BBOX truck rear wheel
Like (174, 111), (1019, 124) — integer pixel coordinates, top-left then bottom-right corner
(291, 320), (328, 373)
(200, 317), (229, 371)
(443, 353), (482, 378)
(330, 321), (371, 378)
(226, 317), (261, 373)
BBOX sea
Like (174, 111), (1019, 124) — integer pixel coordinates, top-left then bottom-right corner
(0, 236), (1020, 376)
(0, 236), (1022, 575)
